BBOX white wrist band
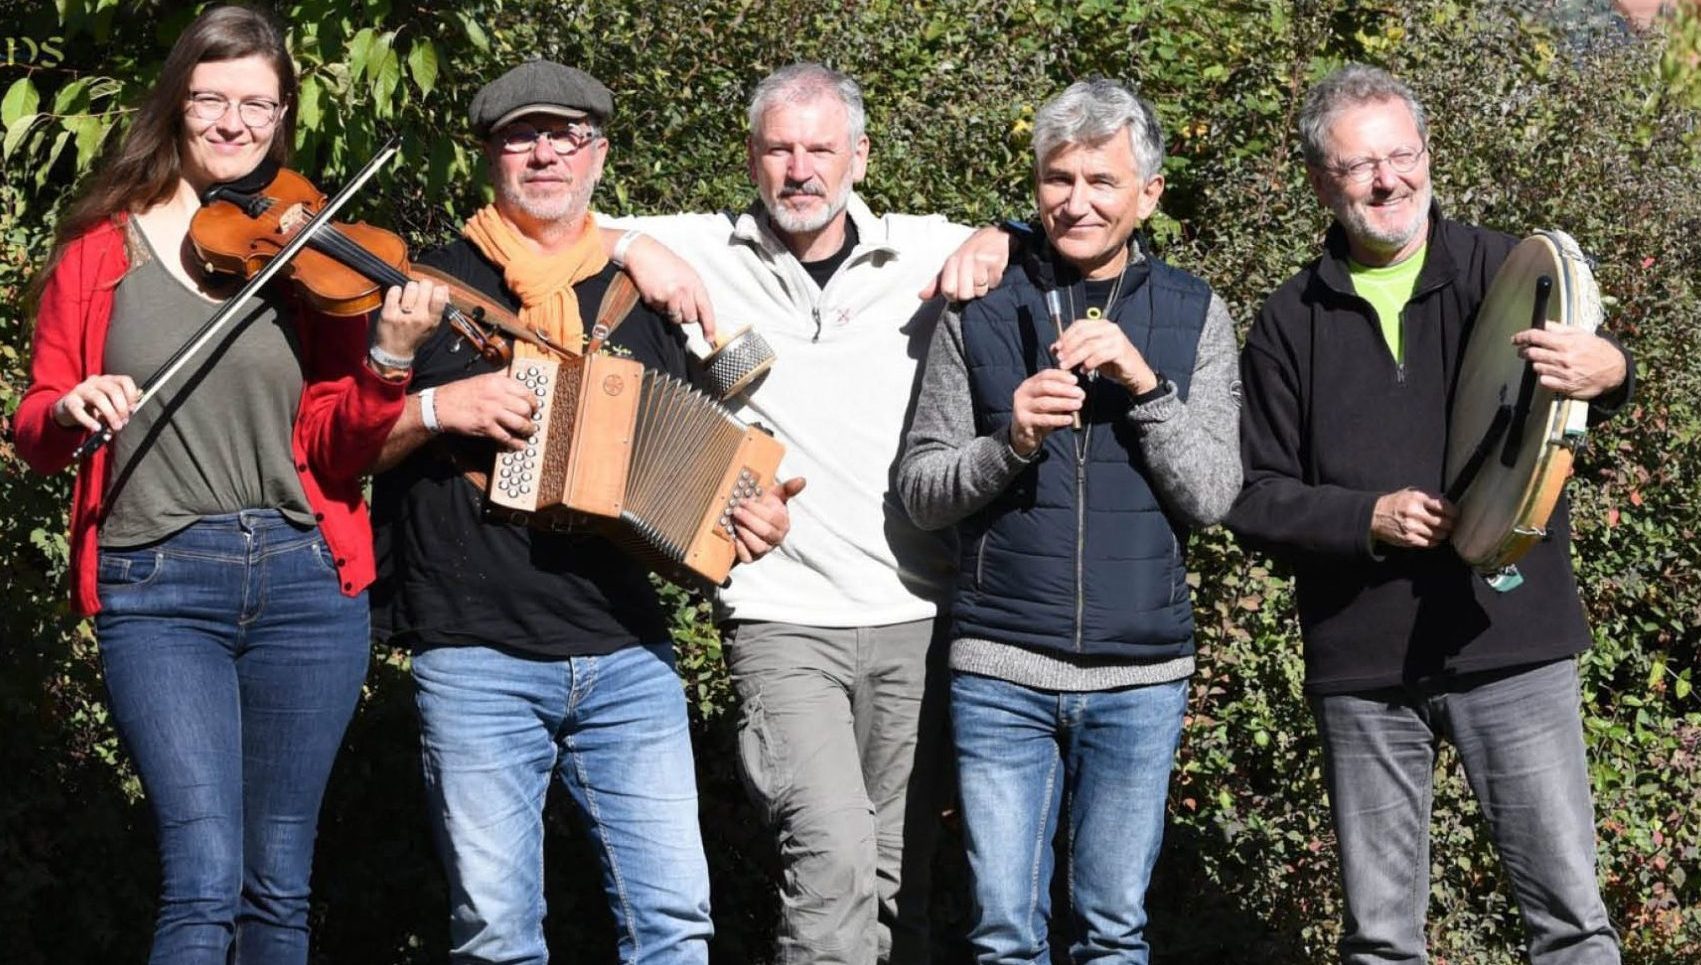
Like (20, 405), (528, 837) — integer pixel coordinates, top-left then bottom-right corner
(610, 229), (642, 269)
(368, 343), (415, 370)
(418, 386), (441, 434)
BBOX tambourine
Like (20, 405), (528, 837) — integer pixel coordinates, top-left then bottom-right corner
(1444, 230), (1602, 592)
(700, 324), (776, 400)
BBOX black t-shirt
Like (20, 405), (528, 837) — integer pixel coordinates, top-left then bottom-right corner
(800, 220), (859, 289)
(370, 239), (689, 658)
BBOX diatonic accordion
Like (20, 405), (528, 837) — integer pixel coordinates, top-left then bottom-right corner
(488, 352), (785, 586)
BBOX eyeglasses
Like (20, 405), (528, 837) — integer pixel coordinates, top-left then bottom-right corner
(1327, 145), (1427, 184)
(493, 124), (601, 156)
(185, 91), (282, 129)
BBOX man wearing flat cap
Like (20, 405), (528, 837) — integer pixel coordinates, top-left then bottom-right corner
(366, 59), (797, 964)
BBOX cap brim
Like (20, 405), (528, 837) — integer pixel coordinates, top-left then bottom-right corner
(488, 104), (591, 134)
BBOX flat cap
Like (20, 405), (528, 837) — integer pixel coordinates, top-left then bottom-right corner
(469, 59), (613, 137)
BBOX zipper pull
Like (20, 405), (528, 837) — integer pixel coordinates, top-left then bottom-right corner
(812, 306), (822, 343)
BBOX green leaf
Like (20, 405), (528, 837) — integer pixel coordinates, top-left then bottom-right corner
(407, 38), (439, 98)
(3, 79), (41, 129)
(298, 74), (323, 131)
(3, 114), (39, 161)
(346, 27), (376, 84)
(52, 77), (94, 115)
(458, 11), (490, 51)
(372, 48), (401, 116)
(65, 114), (106, 172)
(37, 129), (71, 187)
(367, 31), (395, 84)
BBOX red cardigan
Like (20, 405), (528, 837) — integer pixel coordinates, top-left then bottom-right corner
(13, 217), (407, 616)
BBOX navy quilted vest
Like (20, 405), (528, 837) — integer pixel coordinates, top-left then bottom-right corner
(952, 253), (1211, 658)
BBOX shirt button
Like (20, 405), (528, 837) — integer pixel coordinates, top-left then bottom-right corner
(342, 581), (353, 590)
(314, 512), (325, 522)
(335, 557), (346, 567)
(295, 462), (308, 473)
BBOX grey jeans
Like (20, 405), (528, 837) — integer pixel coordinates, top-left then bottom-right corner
(724, 618), (949, 965)
(1311, 657), (1620, 965)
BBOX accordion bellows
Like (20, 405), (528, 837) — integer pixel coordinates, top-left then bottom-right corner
(489, 352), (785, 586)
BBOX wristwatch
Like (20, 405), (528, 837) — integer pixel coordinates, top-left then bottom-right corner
(1131, 370), (1171, 405)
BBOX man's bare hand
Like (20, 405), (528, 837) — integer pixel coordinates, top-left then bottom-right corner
(1510, 328), (1626, 400)
(922, 225), (1014, 302)
(1053, 318), (1160, 395)
(1371, 488), (1457, 549)
(732, 476), (807, 564)
(1009, 369), (1084, 457)
(434, 372), (538, 450)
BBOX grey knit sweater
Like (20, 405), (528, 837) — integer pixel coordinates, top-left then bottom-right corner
(896, 282), (1242, 691)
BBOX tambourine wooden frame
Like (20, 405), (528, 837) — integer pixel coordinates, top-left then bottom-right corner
(1446, 230), (1600, 581)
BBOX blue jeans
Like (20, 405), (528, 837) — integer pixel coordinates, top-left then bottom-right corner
(951, 671), (1188, 965)
(95, 510), (370, 965)
(1312, 658), (1620, 964)
(412, 640), (712, 965)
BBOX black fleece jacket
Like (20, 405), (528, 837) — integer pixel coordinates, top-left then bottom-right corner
(1226, 207), (1632, 695)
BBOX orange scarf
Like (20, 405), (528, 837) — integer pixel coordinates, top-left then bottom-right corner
(462, 205), (607, 359)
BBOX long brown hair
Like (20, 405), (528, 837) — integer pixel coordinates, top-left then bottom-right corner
(41, 4), (297, 272)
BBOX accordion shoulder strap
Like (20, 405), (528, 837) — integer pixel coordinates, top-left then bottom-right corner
(585, 270), (643, 354)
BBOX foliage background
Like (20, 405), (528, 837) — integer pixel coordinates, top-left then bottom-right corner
(2, 0), (1697, 961)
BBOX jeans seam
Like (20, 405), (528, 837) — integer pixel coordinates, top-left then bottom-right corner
(563, 662), (640, 962)
(1027, 746), (1061, 945)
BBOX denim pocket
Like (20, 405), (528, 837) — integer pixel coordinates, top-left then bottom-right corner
(96, 548), (164, 590)
(307, 537), (339, 576)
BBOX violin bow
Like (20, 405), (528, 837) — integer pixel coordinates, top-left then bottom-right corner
(70, 140), (401, 463)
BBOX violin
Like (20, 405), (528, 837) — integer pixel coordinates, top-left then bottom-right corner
(187, 158), (572, 362)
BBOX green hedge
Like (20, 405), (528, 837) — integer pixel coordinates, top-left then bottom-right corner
(2, 1), (1698, 961)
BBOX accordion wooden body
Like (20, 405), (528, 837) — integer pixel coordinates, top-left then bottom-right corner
(487, 352), (785, 586)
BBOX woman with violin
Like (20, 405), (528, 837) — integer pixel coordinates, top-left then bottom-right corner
(13, 7), (439, 961)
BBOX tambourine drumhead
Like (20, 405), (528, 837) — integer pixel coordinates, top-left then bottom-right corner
(1447, 230), (1601, 572)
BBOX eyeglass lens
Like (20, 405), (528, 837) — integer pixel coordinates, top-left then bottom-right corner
(499, 127), (598, 154)
(1340, 147), (1425, 182)
(187, 92), (279, 127)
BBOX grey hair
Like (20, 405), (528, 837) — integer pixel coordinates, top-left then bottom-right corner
(1298, 64), (1429, 167)
(747, 62), (866, 146)
(1031, 78), (1165, 181)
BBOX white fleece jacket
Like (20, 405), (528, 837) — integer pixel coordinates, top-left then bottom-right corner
(604, 196), (973, 626)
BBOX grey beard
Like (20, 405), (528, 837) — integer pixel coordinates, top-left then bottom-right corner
(1336, 183), (1430, 256)
(765, 180), (851, 234)
(501, 175), (599, 226)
